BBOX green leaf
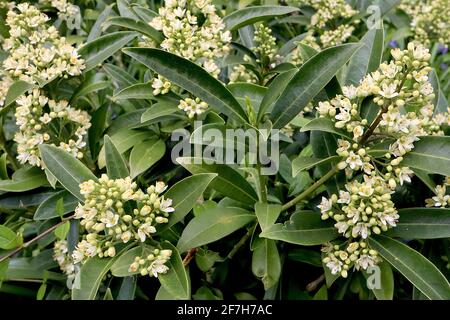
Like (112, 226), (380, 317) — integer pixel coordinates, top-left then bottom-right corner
(103, 16), (163, 42)
(254, 202), (281, 231)
(0, 167), (47, 192)
(258, 68), (297, 121)
(362, 260), (394, 300)
(129, 139), (166, 178)
(344, 27), (384, 86)
(87, 4), (114, 42)
(103, 63), (137, 88)
(368, 235), (450, 300)
(0, 225), (21, 250)
(227, 83), (267, 113)
(1, 81), (36, 112)
(223, 5), (300, 31)
(252, 238), (281, 290)
(98, 129), (149, 169)
(112, 83), (154, 100)
(429, 69), (448, 115)
(141, 102), (179, 122)
(177, 157), (258, 205)
(104, 135), (129, 179)
(177, 207), (255, 253)
(116, 276), (137, 300)
(385, 208), (450, 239)
(292, 155), (341, 177)
(402, 136), (450, 176)
(158, 242), (190, 300)
(162, 173), (217, 229)
(34, 191), (78, 220)
(270, 43), (361, 129)
(54, 221), (70, 240)
(39, 145), (98, 200)
(123, 48), (248, 123)
(72, 245), (131, 300)
(79, 31), (138, 71)
(0, 153), (8, 180)
(300, 117), (352, 139)
(70, 73), (110, 102)
(260, 211), (339, 245)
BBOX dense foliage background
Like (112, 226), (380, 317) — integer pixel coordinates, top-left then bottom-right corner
(0, 0), (449, 300)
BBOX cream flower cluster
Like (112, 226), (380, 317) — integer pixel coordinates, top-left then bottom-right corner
(229, 64), (258, 84)
(319, 175), (396, 277)
(2, 3), (84, 84)
(178, 97), (208, 118)
(316, 43), (437, 186)
(253, 24), (279, 66)
(13, 89), (91, 167)
(39, 0), (80, 22)
(128, 248), (172, 277)
(400, 0), (450, 47)
(53, 240), (79, 287)
(0, 76), (12, 107)
(149, 0), (231, 87)
(72, 176), (174, 264)
(425, 177), (450, 207)
(288, 33), (321, 66)
(291, 0), (359, 48)
(322, 241), (381, 278)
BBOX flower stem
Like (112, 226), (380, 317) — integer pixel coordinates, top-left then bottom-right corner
(227, 222), (257, 260)
(281, 166), (340, 212)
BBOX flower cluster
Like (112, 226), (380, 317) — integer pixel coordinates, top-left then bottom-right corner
(288, 33), (321, 66)
(72, 176), (174, 264)
(128, 248), (172, 277)
(0, 75), (12, 108)
(39, 0), (80, 22)
(400, 0), (450, 47)
(53, 240), (79, 287)
(315, 42), (446, 277)
(319, 175), (396, 277)
(322, 241), (381, 278)
(149, 0), (231, 84)
(229, 63), (258, 84)
(13, 89), (91, 167)
(290, 0), (359, 48)
(178, 97), (209, 118)
(252, 24), (280, 66)
(316, 43), (437, 186)
(2, 3), (84, 84)
(425, 177), (450, 207)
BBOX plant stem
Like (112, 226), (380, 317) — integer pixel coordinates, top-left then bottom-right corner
(281, 166), (339, 212)
(359, 105), (388, 145)
(0, 215), (75, 263)
(306, 274), (325, 292)
(182, 248), (198, 267)
(227, 222), (257, 260)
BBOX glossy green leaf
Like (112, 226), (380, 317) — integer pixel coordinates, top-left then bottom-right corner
(177, 207), (255, 253)
(158, 242), (190, 300)
(402, 136), (450, 176)
(163, 173), (217, 229)
(362, 260), (394, 300)
(252, 238), (281, 290)
(386, 208), (450, 239)
(0, 167), (47, 192)
(344, 27), (384, 86)
(104, 135), (129, 179)
(112, 83), (154, 100)
(292, 155), (341, 177)
(223, 5), (300, 31)
(368, 235), (450, 300)
(177, 157), (258, 205)
(79, 31), (138, 71)
(300, 117), (352, 139)
(98, 129), (149, 169)
(254, 202), (281, 231)
(129, 139), (166, 178)
(2, 80), (36, 111)
(123, 48), (248, 123)
(141, 102), (179, 122)
(270, 43), (361, 128)
(54, 221), (70, 240)
(39, 145), (98, 200)
(72, 245), (131, 300)
(34, 191), (78, 220)
(260, 211), (339, 245)
(103, 17), (163, 42)
(0, 225), (21, 250)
